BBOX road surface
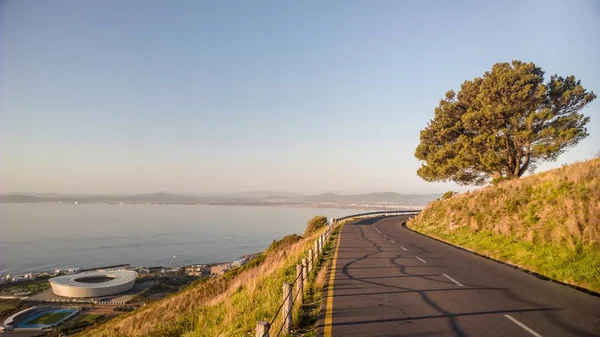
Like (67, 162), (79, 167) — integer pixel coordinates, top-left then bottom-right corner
(318, 216), (600, 336)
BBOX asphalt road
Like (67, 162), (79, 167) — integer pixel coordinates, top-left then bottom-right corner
(318, 216), (600, 337)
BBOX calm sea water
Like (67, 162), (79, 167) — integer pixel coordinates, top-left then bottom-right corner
(0, 203), (364, 275)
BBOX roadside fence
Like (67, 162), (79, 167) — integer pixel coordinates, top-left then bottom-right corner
(255, 210), (420, 337)
(255, 221), (335, 337)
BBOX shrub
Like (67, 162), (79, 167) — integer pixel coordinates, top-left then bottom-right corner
(267, 235), (302, 252)
(304, 215), (328, 235)
(442, 191), (456, 199)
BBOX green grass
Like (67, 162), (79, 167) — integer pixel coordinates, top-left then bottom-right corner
(26, 310), (72, 325)
(412, 226), (600, 292)
(181, 234), (324, 337)
(57, 313), (107, 336)
(75, 314), (103, 325)
(0, 301), (20, 315)
(145, 228), (336, 337)
(0, 280), (50, 295)
(408, 158), (600, 293)
(292, 224), (342, 336)
(79, 225), (331, 337)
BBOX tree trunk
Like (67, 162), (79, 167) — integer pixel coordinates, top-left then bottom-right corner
(513, 143), (522, 176)
(518, 146), (531, 177)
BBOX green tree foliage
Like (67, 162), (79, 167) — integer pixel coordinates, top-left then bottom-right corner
(304, 215), (328, 235)
(415, 61), (596, 185)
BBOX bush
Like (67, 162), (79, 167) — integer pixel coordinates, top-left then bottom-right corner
(267, 235), (302, 252)
(442, 191), (456, 199)
(304, 215), (328, 235)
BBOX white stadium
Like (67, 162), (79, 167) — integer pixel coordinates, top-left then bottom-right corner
(49, 270), (137, 298)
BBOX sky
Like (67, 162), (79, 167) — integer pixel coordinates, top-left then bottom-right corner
(1, 0), (599, 195)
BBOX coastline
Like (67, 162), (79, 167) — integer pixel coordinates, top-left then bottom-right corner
(0, 200), (426, 211)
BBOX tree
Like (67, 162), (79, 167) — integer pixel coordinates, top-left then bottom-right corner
(415, 61), (596, 185)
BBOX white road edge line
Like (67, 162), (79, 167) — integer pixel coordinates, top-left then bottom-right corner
(383, 235), (388, 238)
(390, 239), (395, 243)
(442, 273), (464, 287)
(372, 223), (382, 234)
(504, 315), (543, 337)
(400, 246), (408, 251)
(416, 256), (427, 264)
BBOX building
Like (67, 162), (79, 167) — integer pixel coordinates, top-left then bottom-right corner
(160, 267), (181, 275)
(210, 263), (231, 275)
(24, 273), (38, 280)
(185, 265), (209, 277)
(133, 267), (149, 275)
(49, 270), (137, 298)
(2, 306), (79, 331)
(231, 256), (251, 268)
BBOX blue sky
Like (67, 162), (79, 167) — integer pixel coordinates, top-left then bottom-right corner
(1, 0), (599, 194)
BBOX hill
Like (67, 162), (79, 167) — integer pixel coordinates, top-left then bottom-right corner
(293, 192), (440, 204)
(0, 194), (46, 202)
(126, 192), (197, 202)
(408, 158), (600, 292)
(0, 191), (438, 208)
(76, 223), (336, 336)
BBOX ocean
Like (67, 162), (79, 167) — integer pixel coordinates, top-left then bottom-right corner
(0, 203), (364, 275)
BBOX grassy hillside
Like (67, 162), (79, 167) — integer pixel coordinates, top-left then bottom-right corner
(78, 220), (335, 337)
(408, 158), (600, 292)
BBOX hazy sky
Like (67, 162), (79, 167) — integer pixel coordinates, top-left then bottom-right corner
(1, 0), (599, 195)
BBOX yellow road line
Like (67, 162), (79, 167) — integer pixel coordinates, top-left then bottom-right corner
(324, 226), (343, 337)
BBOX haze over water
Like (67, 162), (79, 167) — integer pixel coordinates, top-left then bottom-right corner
(0, 203), (365, 275)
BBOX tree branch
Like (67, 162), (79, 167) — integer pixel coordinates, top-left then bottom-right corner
(518, 145), (531, 176)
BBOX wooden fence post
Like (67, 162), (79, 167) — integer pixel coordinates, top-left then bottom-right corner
(314, 240), (319, 259)
(308, 249), (314, 273)
(318, 236), (321, 253)
(256, 321), (269, 337)
(296, 264), (304, 306)
(282, 283), (292, 332)
(301, 258), (308, 288)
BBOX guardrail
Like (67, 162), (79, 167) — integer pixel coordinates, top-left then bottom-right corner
(255, 210), (420, 337)
(333, 209), (421, 222)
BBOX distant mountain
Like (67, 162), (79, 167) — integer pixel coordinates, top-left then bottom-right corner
(0, 194), (46, 202)
(0, 191), (440, 207)
(0, 192), (64, 198)
(126, 192), (199, 202)
(225, 191), (303, 199)
(288, 192), (440, 205)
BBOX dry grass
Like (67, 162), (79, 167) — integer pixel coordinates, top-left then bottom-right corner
(313, 265), (327, 295)
(79, 226), (330, 337)
(408, 158), (600, 292)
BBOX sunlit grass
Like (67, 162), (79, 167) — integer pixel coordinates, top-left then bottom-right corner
(408, 158), (600, 292)
(80, 223), (334, 337)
